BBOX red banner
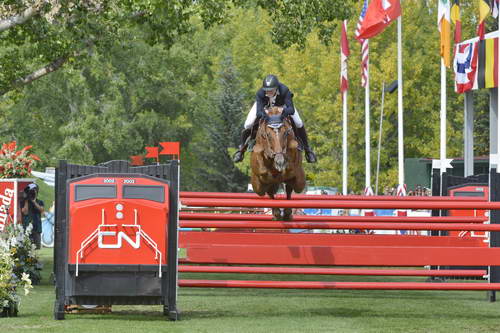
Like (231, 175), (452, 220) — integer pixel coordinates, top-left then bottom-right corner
(129, 155), (144, 166)
(159, 142), (180, 157)
(0, 179), (34, 232)
(145, 147), (159, 159)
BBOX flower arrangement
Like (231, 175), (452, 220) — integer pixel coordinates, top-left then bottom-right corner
(0, 141), (40, 178)
(0, 224), (35, 317)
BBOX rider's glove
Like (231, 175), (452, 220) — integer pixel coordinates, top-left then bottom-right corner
(280, 109), (291, 120)
(258, 112), (270, 122)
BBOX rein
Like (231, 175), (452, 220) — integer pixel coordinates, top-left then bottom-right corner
(261, 120), (292, 161)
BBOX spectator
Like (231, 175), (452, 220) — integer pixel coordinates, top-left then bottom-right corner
(21, 183), (44, 249)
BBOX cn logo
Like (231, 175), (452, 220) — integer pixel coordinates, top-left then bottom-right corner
(98, 229), (140, 249)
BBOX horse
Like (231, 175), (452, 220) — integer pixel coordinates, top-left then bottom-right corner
(250, 106), (306, 220)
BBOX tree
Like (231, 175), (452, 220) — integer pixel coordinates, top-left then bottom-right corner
(0, 0), (354, 97)
(195, 55), (249, 192)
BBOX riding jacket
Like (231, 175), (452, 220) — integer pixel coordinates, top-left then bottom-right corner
(256, 82), (295, 119)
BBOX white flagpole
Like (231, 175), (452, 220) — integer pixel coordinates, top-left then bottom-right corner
(343, 90), (348, 195)
(440, 57), (447, 176)
(397, 16), (404, 187)
(498, 3), (500, 172)
(365, 42), (371, 190)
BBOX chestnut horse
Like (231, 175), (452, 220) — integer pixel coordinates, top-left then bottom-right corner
(250, 107), (306, 220)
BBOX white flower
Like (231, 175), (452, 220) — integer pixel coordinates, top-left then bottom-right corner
(21, 272), (33, 295)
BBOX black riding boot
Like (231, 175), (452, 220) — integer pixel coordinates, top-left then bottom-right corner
(296, 126), (317, 163)
(232, 128), (252, 163)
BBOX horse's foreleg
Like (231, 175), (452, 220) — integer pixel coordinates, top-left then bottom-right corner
(282, 183), (294, 221)
(267, 184), (282, 221)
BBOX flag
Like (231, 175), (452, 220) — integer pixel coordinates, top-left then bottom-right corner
(364, 186), (374, 196)
(450, 0), (461, 43)
(159, 142), (180, 157)
(145, 146), (159, 159)
(493, 0), (499, 18)
(396, 184), (407, 196)
(438, 0), (451, 67)
(340, 20), (350, 94)
(476, 37), (498, 88)
(355, 0), (401, 40)
(453, 41), (479, 93)
(130, 155), (144, 166)
(355, 0), (370, 87)
(478, 0), (491, 40)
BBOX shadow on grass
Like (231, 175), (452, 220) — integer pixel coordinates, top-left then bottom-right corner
(67, 310), (168, 322)
(180, 305), (500, 322)
(181, 288), (490, 302)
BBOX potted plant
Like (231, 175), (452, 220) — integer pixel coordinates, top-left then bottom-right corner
(0, 224), (34, 317)
(0, 141), (40, 179)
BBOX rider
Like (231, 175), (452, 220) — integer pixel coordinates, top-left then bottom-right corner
(232, 74), (317, 163)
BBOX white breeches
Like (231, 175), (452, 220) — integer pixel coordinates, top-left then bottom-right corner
(244, 102), (304, 129)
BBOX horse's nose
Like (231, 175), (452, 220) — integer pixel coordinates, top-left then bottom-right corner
(274, 153), (286, 172)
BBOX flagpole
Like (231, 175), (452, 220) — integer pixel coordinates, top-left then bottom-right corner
(498, 3), (500, 173)
(341, 19), (350, 195)
(365, 42), (371, 191)
(440, 57), (447, 177)
(397, 16), (404, 188)
(342, 90), (348, 195)
(376, 81), (385, 195)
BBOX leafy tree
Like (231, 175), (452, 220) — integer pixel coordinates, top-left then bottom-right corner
(0, 0), (354, 97)
(195, 55), (249, 192)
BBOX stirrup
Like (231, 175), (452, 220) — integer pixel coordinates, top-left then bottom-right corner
(305, 149), (317, 163)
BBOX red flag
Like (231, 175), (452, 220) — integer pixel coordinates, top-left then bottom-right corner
(355, 0), (401, 40)
(130, 155), (144, 166)
(159, 142), (180, 157)
(340, 20), (350, 94)
(145, 147), (159, 159)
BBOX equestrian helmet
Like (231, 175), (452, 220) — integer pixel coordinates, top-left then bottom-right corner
(262, 74), (279, 91)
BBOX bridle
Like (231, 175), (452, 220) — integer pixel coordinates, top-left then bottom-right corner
(261, 118), (292, 162)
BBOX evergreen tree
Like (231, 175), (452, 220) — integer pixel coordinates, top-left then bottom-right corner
(196, 55), (249, 192)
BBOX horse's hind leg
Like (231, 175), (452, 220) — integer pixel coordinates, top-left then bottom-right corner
(282, 183), (294, 221)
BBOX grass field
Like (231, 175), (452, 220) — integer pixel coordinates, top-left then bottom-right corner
(1, 248), (500, 332)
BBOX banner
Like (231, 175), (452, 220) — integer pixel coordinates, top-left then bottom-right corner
(0, 179), (35, 232)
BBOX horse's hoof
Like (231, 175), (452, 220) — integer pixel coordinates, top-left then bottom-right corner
(272, 208), (282, 221)
(282, 208), (293, 221)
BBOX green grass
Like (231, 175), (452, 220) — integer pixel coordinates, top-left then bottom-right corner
(2, 248), (500, 332)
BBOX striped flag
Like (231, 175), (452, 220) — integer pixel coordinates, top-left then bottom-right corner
(476, 37), (498, 89)
(355, 0), (369, 87)
(438, 0), (451, 67)
(478, 0), (491, 40)
(340, 20), (350, 94)
(450, 0), (461, 43)
(453, 41), (478, 93)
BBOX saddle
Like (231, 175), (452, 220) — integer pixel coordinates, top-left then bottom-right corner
(248, 115), (303, 152)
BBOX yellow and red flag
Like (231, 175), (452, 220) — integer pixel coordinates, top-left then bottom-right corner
(478, 0), (491, 40)
(438, 0), (451, 67)
(450, 0), (461, 43)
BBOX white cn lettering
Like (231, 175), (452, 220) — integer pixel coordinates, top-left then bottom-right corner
(98, 231), (140, 249)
